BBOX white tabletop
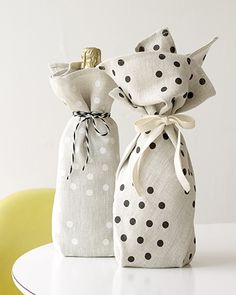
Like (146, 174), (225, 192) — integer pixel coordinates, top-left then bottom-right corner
(12, 223), (236, 295)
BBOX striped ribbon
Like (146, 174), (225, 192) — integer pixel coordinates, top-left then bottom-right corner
(67, 111), (111, 180)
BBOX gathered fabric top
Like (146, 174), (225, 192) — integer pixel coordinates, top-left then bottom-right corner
(49, 63), (116, 113)
(98, 28), (217, 115)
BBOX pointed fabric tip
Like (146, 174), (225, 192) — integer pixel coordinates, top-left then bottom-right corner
(190, 37), (218, 66)
(135, 27), (177, 54)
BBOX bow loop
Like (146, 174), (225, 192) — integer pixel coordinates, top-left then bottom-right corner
(132, 113), (195, 196)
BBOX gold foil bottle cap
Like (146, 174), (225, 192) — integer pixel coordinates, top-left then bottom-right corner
(81, 47), (101, 69)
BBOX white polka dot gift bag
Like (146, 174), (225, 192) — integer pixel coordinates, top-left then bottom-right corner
(98, 28), (217, 267)
(49, 63), (120, 256)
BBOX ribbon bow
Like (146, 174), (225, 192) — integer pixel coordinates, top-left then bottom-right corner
(132, 114), (195, 196)
(67, 111), (110, 180)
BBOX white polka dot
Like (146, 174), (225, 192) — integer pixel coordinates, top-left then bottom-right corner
(102, 164), (108, 171)
(70, 183), (77, 190)
(103, 238), (109, 246)
(64, 137), (70, 144)
(95, 80), (101, 87)
(86, 189), (93, 196)
(66, 221), (73, 228)
(110, 137), (115, 144)
(94, 97), (101, 104)
(103, 184), (109, 191)
(106, 222), (112, 229)
(87, 173), (94, 180)
(100, 147), (107, 154)
(71, 238), (78, 245)
(76, 101), (82, 108)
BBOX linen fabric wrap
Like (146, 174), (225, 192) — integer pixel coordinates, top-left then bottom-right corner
(98, 28), (216, 267)
(49, 64), (120, 257)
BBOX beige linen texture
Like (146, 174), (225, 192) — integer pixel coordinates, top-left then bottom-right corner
(50, 65), (119, 257)
(99, 28), (216, 267)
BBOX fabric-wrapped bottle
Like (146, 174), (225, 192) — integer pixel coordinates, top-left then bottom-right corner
(49, 48), (119, 257)
(98, 28), (217, 267)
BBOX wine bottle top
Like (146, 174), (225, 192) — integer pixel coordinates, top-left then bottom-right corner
(81, 47), (101, 69)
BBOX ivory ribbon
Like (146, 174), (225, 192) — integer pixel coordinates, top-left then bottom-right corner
(132, 114), (195, 196)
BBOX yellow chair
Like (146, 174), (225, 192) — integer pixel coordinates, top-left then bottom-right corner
(0, 188), (55, 295)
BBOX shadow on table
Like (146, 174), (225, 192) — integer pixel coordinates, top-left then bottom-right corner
(112, 265), (195, 295)
(192, 250), (236, 268)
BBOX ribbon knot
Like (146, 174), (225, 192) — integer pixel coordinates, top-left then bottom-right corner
(67, 111), (111, 180)
(132, 113), (195, 196)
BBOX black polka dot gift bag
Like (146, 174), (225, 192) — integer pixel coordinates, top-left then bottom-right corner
(49, 59), (120, 257)
(98, 28), (217, 267)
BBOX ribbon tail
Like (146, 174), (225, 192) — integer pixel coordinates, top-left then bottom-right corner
(174, 129), (191, 193)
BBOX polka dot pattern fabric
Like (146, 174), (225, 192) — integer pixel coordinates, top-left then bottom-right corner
(98, 28), (216, 267)
(49, 65), (119, 257)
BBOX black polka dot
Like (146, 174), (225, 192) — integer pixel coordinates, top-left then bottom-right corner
(118, 59), (124, 66)
(98, 66), (105, 70)
(124, 200), (129, 207)
(112, 69), (116, 76)
(136, 146), (140, 153)
(145, 130), (151, 134)
(175, 78), (182, 85)
(128, 256), (135, 262)
(118, 86), (123, 91)
(170, 46), (176, 53)
(163, 133), (169, 140)
(153, 44), (160, 51)
(188, 169), (191, 176)
(194, 185), (196, 192)
(156, 70), (163, 78)
(203, 54), (206, 61)
(187, 92), (194, 99)
(194, 237), (196, 244)
(174, 61), (180, 67)
(154, 111), (159, 115)
(184, 190), (189, 195)
(183, 168), (187, 175)
(192, 201), (195, 208)
(137, 236), (144, 244)
(172, 97), (175, 105)
(162, 221), (169, 228)
(120, 184), (125, 191)
(161, 86), (167, 92)
(114, 216), (121, 223)
(199, 78), (206, 85)
(162, 29), (169, 36)
(181, 150), (184, 157)
(147, 187), (154, 194)
(159, 54), (166, 60)
(121, 234), (127, 241)
(139, 46), (145, 52)
(189, 74), (193, 80)
(189, 253), (192, 260)
(157, 240), (164, 247)
(119, 92), (124, 98)
(187, 57), (191, 64)
(130, 218), (136, 225)
(145, 253), (152, 260)
(128, 93), (132, 100)
(139, 201), (145, 209)
(125, 76), (131, 83)
(183, 92), (188, 98)
(158, 202), (165, 209)
(149, 142), (156, 149)
(146, 220), (153, 227)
